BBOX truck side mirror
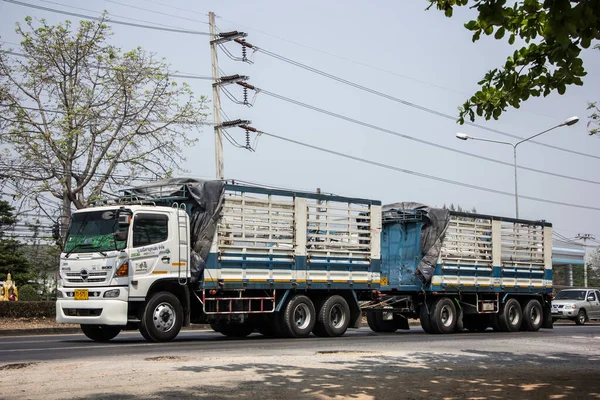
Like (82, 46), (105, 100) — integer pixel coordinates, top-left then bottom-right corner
(114, 230), (128, 241)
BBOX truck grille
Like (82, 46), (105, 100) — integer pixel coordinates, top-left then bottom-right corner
(63, 308), (102, 317)
(65, 271), (109, 283)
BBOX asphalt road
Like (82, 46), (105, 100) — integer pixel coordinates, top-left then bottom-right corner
(0, 324), (599, 364)
(1, 325), (600, 399)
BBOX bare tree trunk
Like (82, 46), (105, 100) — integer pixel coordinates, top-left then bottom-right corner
(60, 195), (72, 249)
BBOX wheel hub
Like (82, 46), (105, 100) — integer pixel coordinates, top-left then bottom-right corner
(330, 304), (346, 328)
(440, 305), (453, 327)
(294, 303), (311, 330)
(153, 302), (176, 332)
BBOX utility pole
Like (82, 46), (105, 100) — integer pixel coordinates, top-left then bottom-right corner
(208, 12), (224, 180)
(576, 233), (595, 288)
(208, 13), (248, 178)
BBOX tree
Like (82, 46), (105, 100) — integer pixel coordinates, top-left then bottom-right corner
(427, 0), (600, 123)
(0, 199), (33, 286)
(0, 16), (208, 240)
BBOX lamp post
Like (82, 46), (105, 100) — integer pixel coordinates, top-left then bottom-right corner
(456, 116), (579, 218)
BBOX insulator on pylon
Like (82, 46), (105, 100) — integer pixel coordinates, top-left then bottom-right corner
(245, 129), (251, 150)
(243, 87), (248, 105)
(242, 45), (247, 62)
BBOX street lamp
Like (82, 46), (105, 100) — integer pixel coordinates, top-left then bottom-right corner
(456, 116), (579, 218)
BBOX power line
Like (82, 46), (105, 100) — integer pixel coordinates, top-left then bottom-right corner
(105, 0), (208, 25)
(0, 49), (214, 81)
(2, 0), (210, 35)
(255, 88), (600, 186)
(255, 47), (600, 161)
(256, 129), (600, 212)
(35, 0), (199, 31)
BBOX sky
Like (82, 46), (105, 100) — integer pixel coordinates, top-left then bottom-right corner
(1, 0), (599, 247)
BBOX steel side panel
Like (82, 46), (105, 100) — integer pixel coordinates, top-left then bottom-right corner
(201, 252), (381, 291)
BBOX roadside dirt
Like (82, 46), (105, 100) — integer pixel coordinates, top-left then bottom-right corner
(1, 345), (599, 400)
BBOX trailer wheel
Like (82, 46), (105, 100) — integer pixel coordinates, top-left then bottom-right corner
(139, 292), (183, 342)
(313, 295), (351, 337)
(498, 298), (522, 332)
(80, 324), (122, 342)
(429, 297), (457, 334)
(419, 303), (434, 334)
(281, 295), (316, 338)
(522, 299), (543, 331)
(367, 311), (398, 333)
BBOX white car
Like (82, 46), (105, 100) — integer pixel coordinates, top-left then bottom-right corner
(552, 289), (600, 325)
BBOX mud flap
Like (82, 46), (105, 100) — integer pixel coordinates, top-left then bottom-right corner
(349, 292), (362, 329)
(394, 315), (410, 330)
(542, 301), (553, 329)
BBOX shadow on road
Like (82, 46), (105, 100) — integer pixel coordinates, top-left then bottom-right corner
(70, 349), (600, 399)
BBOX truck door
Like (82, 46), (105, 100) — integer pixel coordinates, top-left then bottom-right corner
(129, 212), (174, 294)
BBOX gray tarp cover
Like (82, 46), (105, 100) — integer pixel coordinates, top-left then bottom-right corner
(382, 202), (450, 284)
(122, 178), (225, 283)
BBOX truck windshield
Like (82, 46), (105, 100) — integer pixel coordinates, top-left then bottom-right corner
(64, 210), (126, 254)
(555, 290), (586, 301)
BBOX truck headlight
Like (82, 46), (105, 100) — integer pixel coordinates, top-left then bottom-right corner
(104, 289), (120, 298)
(56, 290), (63, 298)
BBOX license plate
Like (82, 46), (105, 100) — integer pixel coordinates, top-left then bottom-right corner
(551, 310), (559, 314)
(74, 289), (88, 300)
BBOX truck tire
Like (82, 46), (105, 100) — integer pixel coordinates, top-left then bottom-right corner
(522, 299), (543, 331)
(139, 292), (183, 342)
(429, 297), (457, 334)
(313, 295), (351, 337)
(575, 309), (587, 325)
(367, 312), (398, 333)
(419, 303), (434, 334)
(280, 295), (316, 338)
(498, 298), (522, 332)
(80, 324), (122, 342)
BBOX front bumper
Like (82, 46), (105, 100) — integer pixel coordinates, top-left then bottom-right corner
(56, 287), (129, 326)
(551, 309), (577, 319)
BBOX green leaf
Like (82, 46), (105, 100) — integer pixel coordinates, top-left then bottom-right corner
(464, 20), (478, 30)
(495, 27), (506, 39)
(581, 36), (591, 49)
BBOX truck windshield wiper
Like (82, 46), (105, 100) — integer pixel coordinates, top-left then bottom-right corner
(65, 243), (107, 257)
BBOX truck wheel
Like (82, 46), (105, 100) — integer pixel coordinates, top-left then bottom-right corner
(367, 312), (398, 333)
(429, 297), (457, 334)
(281, 295), (316, 338)
(139, 292), (183, 342)
(313, 295), (351, 337)
(419, 303), (434, 334)
(575, 309), (587, 325)
(522, 299), (543, 331)
(80, 324), (122, 342)
(498, 298), (522, 332)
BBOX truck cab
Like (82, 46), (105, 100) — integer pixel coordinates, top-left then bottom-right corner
(56, 204), (190, 342)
